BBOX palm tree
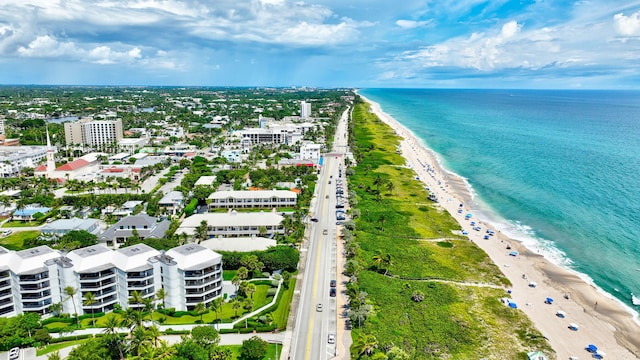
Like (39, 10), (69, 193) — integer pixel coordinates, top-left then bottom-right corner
(129, 290), (144, 310)
(231, 299), (242, 318)
(236, 267), (249, 280)
(49, 302), (63, 317)
(385, 180), (395, 194)
(372, 250), (392, 275)
(412, 290), (425, 302)
(245, 283), (256, 299)
(194, 302), (208, 323)
(208, 297), (224, 329)
(155, 288), (166, 309)
(103, 314), (125, 359)
(145, 325), (161, 347)
(354, 333), (378, 356)
(231, 276), (241, 293)
(83, 292), (97, 326)
(63, 286), (80, 328)
(143, 297), (155, 322)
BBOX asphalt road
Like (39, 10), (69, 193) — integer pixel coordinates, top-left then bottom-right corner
(290, 109), (350, 360)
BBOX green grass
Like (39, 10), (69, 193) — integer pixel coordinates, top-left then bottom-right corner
(221, 344), (280, 359)
(0, 230), (40, 250)
(2, 221), (41, 228)
(46, 284), (278, 331)
(36, 339), (86, 356)
(272, 277), (296, 329)
(346, 100), (552, 359)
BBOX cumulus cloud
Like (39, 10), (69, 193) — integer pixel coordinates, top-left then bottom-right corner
(395, 19), (433, 29)
(614, 11), (640, 36)
(17, 35), (79, 57)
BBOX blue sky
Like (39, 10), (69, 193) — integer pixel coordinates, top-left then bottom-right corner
(1, 0), (640, 88)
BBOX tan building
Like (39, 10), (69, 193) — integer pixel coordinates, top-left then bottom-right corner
(64, 118), (123, 148)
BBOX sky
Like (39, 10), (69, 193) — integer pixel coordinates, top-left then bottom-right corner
(1, 0), (640, 88)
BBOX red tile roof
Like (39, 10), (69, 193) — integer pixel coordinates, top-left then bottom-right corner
(34, 164), (47, 172)
(56, 159), (90, 171)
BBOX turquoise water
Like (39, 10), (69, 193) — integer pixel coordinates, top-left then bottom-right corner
(360, 88), (640, 311)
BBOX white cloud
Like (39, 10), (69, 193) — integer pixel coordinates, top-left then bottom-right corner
(614, 11), (640, 36)
(395, 19), (433, 29)
(17, 35), (79, 57)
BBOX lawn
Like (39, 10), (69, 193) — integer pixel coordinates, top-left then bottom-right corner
(0, 230), (40, 250)
(36, 339), (86, 356)
(45, 284), (279, 331)
(346, 100), (553, 359)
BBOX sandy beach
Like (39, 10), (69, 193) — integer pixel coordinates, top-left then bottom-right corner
(359, 94), (640, 360)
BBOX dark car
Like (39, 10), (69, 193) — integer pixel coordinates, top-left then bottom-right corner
(311, 218), (319, 222)
(330, 279), (337, 287)
(330, 288), (337, 297)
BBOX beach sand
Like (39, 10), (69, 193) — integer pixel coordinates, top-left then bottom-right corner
(359, 94), (640, 360)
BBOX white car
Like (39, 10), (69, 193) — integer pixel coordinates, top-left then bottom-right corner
(328, 333), (336, 344)
(316, 303), (323, 312)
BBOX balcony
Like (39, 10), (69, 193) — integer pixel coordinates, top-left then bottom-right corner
(127, 270), (153, 279)
(127, 279), (153, 288)
(20, 281), (50, 291)
(185, 282), (220, 295)
(0, 288), (11, 298)
(186, 290), (220, 304)
(0, 297), (12, 307)
(81, 279), (116, 289)
(22, 298), (52, 309)
(185, 274), (220, 287)
(0, 279), (10, 288)
(79, 269), (115, 281)
(0, 305), (14, 316)
(22, 290), (51, 300)
(185, 265), (221, 278)
(19, 272), (49, 282)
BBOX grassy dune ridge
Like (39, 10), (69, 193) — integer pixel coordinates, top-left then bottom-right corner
(347, 99), (553, 359)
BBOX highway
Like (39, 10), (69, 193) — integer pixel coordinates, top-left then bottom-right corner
(290, 108), (350, 360)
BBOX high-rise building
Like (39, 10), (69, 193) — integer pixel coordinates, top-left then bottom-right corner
(300, 101), (312, 119)
(64, 118), (123, 148)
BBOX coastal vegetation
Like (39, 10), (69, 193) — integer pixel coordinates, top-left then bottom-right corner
(345, 98), (553, 359)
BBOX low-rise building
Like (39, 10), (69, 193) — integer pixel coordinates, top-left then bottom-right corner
(207, 190), (297, 210)
(176, 210), (284, 238)
(159, 191), (185, 215)
(41, 218), (102, 237)
(99, 214), (171, 248)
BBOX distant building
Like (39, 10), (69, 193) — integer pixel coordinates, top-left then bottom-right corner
(301, 100), (312, 119)
(0, 145), (49, 178)
(12, 206), (51, 222)
(300, 142), (322, 160)
(159, 191), (185, 215)
(64, 118), (123, 148)
(194, 175), (217, 187)
(118, 137), (149, 154)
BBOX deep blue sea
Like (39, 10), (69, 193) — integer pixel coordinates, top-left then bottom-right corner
(360, 88), (640, 312)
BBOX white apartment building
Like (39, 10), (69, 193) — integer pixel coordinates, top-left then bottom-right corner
(177, 211), (285, 238)
(0, 146), (49, 178)
(207, 190), (297, 210)
(64, 118), (123, 147)
(300, 143), (322, 160)
(0, 243), (223, 318)
(301, 101), (312, 119)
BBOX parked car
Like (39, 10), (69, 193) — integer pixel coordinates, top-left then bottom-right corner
(311, 218), (319, 222)
(330, 288), (336, 297)
(330, 279), (337, 287)
(328, 333), (336, 344)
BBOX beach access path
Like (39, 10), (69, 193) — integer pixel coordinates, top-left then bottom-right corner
(360, 94), (640, 360)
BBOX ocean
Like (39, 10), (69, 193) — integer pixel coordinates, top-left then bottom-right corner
(359, 88), (640, 312)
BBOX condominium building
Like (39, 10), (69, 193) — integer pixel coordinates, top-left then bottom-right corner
(300, 142), (322, 160)
(64, 118), (123, 147)
(300, 101), (312, 119)
(0, 243), (223, 318)
(207, 190), (297, 210)
(177, 211), (285, 238)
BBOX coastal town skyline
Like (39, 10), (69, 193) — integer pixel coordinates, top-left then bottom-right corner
(1, 0), (640, 89)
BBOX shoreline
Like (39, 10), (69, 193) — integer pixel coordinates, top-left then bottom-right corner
(357, 93), (640, 359)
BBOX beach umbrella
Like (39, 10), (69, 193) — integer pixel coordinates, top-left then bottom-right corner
(529, 281), (537, 288)
(587, 344), (598, 353)
(556, 310), (566, 318)
(508, 302), (518, 309)
(545, 297), (554, 304)
(509, 251), (519, 256)
(597, 351), (606, 358)
(568, 323), (579, 331)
